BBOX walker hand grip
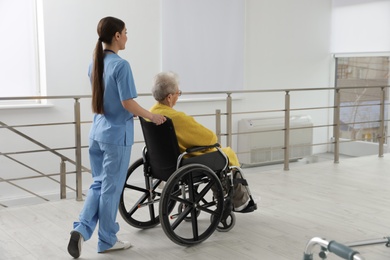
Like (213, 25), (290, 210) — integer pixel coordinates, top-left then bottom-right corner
(328, 240), (360, 260)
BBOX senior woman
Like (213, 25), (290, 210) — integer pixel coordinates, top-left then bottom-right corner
(150, 71), (257, 213)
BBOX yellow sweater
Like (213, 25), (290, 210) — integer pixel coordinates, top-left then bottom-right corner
(150, 103), (239, 166)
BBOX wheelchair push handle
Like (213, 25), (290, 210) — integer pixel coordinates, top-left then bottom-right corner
(186, 143), (221, 153)
(303, 237), (364, 260)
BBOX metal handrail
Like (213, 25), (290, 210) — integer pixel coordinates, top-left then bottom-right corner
(0, 121), (90, 201)
(0, 85), (389, 205)
(0, 121), (91, 173)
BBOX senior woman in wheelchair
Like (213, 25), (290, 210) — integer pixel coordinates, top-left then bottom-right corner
(150, 71), (257, 213)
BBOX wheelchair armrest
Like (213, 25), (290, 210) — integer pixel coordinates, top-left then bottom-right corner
(186, 143), (221, 154)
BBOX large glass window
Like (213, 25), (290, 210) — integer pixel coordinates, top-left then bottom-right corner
(335, 56), (390, 144)
(0, 0), (41, 105)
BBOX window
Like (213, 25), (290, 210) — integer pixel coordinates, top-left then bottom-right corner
(0, 0), (42, 105)
(335, 55), (390, 143)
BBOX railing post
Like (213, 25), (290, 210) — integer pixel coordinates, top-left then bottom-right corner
(216, 109), (221, 144)
(74, 98), (83, 201)
(378, 87), (385, 157)
(60, 159), (66, 199)
(333, 88), (340, 163)
(284, 91), (290, 171)
(226, 93), (232, 147)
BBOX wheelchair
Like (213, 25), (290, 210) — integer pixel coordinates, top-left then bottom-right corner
(119, 116), (254, 246)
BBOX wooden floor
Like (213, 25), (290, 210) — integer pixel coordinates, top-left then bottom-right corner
(1, 154), (390, 260)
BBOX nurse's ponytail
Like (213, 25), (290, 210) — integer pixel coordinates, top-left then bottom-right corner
(92, 38), (104, 114)
(91, 16), (125, 114)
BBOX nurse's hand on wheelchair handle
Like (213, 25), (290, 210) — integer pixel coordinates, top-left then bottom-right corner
(151, 114), (167, 125)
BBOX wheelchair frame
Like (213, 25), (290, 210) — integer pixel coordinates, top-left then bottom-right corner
(119, 117), (251, 246)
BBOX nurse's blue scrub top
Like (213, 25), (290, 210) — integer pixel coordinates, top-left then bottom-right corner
(88, 53), (137, 146)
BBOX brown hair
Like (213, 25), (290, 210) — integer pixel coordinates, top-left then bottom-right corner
(91, 16), (125, 114)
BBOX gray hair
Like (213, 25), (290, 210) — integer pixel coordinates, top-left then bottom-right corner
(152, 71), (179, 102)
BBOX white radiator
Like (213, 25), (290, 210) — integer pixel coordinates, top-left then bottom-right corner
(237, 115), (313, 166)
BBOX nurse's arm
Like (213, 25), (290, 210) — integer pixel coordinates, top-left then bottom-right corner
(122, 99), (166, 125)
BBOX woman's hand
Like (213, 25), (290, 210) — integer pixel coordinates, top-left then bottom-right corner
(151, 114), (166, 125)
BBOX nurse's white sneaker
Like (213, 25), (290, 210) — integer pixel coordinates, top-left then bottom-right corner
(67, 231), (84, 259)
(102, 240), (132, 252)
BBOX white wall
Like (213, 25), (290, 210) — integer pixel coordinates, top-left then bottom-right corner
(241, 0), (332, 153)
(0, 0), (333, 203)
(41, 0), (161, 97)
(245, 0), (332, 90)
(331, 0), (390, 53)
(161, 0), (245, 93)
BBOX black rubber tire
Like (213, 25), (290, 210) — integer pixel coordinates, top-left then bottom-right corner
(212, 212), (236, 232)
(159, 164), (224, 246)
(119, 158), (175, 229)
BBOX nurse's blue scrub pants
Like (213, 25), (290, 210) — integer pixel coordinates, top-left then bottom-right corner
(72, 139), (131, 252)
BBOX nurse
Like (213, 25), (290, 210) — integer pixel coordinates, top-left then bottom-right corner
(67, 16), (166, 259)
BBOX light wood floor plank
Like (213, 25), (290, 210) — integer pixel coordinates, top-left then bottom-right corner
(1, 154), (390, 259)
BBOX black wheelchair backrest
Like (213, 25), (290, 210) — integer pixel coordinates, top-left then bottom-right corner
(139, 116), (181, 181)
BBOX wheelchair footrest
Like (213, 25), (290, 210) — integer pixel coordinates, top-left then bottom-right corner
(233, 178), (248, 186)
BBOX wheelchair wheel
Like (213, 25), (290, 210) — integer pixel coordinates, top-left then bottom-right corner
(178, 202), (201, 222)
(119, 158), (175, 229)
(212, 212), (236, 232)
(159, 164), (224, 246)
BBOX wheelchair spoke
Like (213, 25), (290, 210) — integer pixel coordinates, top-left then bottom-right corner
(171, 204), (192, 229)
(188, 175), (199, 240)
(119, 158), (169, 229)
(168, 193), (191, 205)
(127, 194), (147, 215)
(197, 204), (219, 216)
(189, 179), (218, 216)
(160, 164), (225, 246)
(195, 179), (215, 203)
(124, 184), (147, 193)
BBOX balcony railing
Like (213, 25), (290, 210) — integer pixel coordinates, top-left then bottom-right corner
(0, 85), (389, 207)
